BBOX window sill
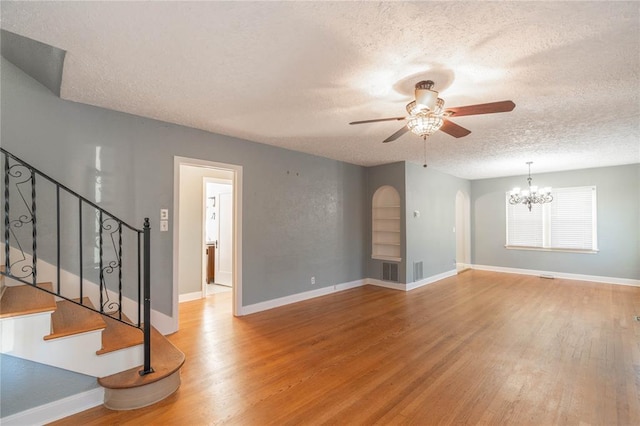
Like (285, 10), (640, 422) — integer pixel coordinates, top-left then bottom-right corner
(372, 255), (402, 262)
(505, 245), (599, 254)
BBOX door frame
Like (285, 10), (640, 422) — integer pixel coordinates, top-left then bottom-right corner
(173, 156), (243, 326)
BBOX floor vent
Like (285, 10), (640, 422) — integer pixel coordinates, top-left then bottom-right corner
(413, 261), (424, 281)
(382, 262), (399, 282)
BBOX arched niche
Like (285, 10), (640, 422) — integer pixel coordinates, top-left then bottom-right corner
(372, 185), (401, 261)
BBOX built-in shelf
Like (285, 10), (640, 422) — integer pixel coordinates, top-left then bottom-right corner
(372, 186), (401, 261)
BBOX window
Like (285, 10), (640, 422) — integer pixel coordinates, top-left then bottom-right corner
(506, 186), (597, 252)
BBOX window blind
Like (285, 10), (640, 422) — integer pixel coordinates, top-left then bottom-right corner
(505, 186), (597, 251)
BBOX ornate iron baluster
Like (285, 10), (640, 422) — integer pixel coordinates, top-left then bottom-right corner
(6, 160), (35, 281)
(100, 215), (121, 315)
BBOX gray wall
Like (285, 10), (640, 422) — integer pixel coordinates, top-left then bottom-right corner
(0, 354), (98, 418)
(366, 162), (406, 283)
(471, 164), (640, 279)
(1, 57), (367, 313)
(405, 162), (470, 281)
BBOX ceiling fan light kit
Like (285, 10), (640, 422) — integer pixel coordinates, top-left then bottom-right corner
(349, 80), (516, 143)
(407, 114), (444, 138)
(509, 162), (553, 212)
(413, 80), (439, 111)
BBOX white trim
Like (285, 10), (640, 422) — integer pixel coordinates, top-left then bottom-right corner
(371, 255), (402, 262)
(366, 269), (457, 292)
(239, 279), (365, 316)
(0, 387), (104, 426)
(406, 269), (457, 291)
(472, 264), (640, 287)
(366, 278), (406, 291)
(504, 245), (599, 254)
(150, 307), (176, 335)
(456, 262), (472, 272)
(179, 291), (203, 304)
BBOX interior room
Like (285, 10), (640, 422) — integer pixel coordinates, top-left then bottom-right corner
(0, 1), (638, 424)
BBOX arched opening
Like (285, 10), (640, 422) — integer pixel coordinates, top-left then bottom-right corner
(455, 190), (471, 272)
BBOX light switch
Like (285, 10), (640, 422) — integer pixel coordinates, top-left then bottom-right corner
(160, 209), (169, 220)
(160, 220), (168, 232)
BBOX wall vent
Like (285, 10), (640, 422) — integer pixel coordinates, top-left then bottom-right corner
(413, 261), (424, 281)
(382, 262), (399, 282)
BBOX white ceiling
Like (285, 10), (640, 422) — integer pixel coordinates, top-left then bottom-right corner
(2, 1), (639, 179)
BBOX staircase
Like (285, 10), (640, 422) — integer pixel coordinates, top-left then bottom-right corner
(0, 149), (185, 414)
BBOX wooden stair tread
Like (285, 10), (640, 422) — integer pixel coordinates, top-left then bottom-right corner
(98, 327), (185, 389)
(97, 313), (144, 355)
(45, 298), (106, 340)
(0, 282), (56, 319)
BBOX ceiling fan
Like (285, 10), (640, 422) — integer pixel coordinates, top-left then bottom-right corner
(349, 80), (516, 143)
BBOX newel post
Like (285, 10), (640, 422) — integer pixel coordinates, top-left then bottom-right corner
(139, 217), (154, 376)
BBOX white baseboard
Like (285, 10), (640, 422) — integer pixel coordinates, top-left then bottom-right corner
(366, 278), (406, 291)
(150, 308), (178, 335)
(239, 279), (365, 316)
(366, 269), (457, 292)
(472, 264), (640, 287)
(179, 291), (203, 303)
(0, 387), (104, 426)
(406, 269), (457, 291)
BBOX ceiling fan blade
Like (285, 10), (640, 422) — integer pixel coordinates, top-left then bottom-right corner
(349, 117), (405, 125)
(383, 126), (410, 143)
(440, 119), (472, 138)
(445, 100), (515, 117)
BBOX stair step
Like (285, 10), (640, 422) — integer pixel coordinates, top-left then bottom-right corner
(0, 282), (56, 319)
(99, 326), (185, 409)
(45, 298), (106, 340)
(99, 326), (185, 389)
(97, 313), (144, 355)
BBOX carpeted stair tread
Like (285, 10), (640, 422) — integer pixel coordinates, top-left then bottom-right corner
(0, 282), (56, 319)
(97, 312), (144, 355)
(98, 326), (185, 389)
(45, 298), (106, 340)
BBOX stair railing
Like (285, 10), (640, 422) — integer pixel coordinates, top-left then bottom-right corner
(1, 148), (153, 375)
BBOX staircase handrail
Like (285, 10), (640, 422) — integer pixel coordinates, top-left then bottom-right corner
(1, 147), (154, 376)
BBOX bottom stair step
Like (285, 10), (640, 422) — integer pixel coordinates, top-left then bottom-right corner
(98, 327), (185, 410)
(97, 314), (144, 355)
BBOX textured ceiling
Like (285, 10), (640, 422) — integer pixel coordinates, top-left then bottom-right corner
(1, 1), (639, 179)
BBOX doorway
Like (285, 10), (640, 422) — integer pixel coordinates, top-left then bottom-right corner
(173, 156), (243, 329)
(455, 190), (471, 272)
(203, 178), (233, 296)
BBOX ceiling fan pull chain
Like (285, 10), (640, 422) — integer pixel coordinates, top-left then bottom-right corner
(423, 139), (428, 168)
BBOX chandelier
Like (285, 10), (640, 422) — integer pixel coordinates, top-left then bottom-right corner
(406, 98), (445, 139)
(508, 161), (553, 211)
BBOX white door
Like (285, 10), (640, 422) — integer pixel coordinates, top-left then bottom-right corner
(216, 192), (233, 286)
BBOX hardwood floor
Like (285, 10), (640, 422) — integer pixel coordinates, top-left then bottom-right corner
(51, 270), (640, 425)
